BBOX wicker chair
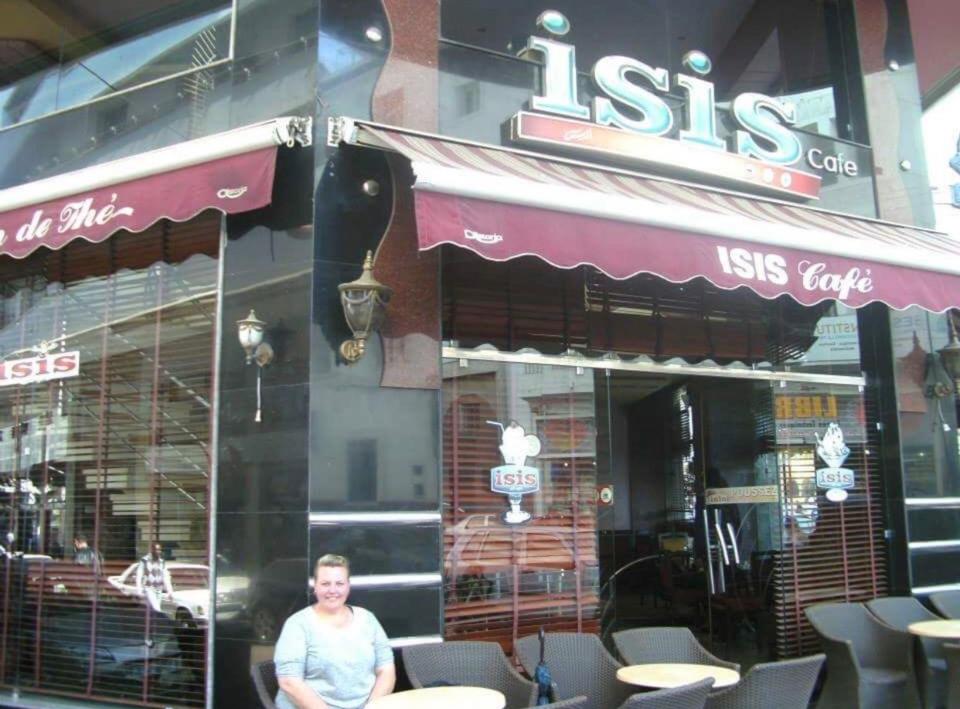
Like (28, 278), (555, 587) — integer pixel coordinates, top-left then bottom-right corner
(402, 641), (537, 709)
(945, 644), (960, 709)
(515, 633), (634, 709)
(806, 602), (921, 709)
(704, 654), (824, 709)
(250, 660), (278, 709)
(930, 591), (960, 620)
(868, 596), (948, 709)
(619, 678), (713, 709)
(612, 628), (739, 673)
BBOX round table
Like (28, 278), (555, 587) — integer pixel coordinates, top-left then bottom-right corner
(616, 663), (740, 689)
(366, 686), (506, 709)
(907, 619), (960, 639)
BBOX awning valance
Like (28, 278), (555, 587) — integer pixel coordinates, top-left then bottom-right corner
(331, 117), (960, 313)
(0, 116), (311, 260)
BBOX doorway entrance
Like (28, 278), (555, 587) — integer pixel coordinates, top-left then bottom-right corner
(600, 373), (781, 667)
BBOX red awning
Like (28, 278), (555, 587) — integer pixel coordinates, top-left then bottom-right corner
(331, 117), (960, 313)
(0, 117), (311, 260)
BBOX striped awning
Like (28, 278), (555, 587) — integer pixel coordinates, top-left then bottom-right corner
(331, 117), (960, 312)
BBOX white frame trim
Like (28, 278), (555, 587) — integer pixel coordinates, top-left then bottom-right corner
(0, 0), (240, 135)
(905, 497), (960, 508)
(913, 583), (960, 594)
(388, 635), (443, 648)
(909, 540), (960, 550)
(349, 573), (442, 589)
(310, 512), (441, 525)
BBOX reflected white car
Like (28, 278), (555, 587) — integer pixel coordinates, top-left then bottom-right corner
(107, 562), (248, 628)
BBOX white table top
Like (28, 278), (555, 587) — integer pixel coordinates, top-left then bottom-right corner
(617, 663), (740, 689)
(366, 686), (506, 709)
(908, 619), (960, 639)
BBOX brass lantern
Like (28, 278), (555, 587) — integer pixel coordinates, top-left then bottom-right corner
(338, 251), (392, 363)
(939, 312), (960, 384)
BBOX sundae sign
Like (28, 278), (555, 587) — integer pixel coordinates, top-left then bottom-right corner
(814, 423), (855, 503)
(488, 420), (542, 524)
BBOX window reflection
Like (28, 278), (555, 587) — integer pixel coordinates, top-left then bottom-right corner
(0, 2), (232, 129)
(0, 214), (220, 706)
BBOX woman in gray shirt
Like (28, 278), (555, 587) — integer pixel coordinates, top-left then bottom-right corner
(275, 554), (395, 708)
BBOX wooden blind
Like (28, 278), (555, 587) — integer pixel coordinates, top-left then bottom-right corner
(442, 369), (600, 653)
(442, 249), (830, 365)
(773, 383), (887, 657)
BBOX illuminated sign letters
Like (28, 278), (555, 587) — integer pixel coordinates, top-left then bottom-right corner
(511, 11), (860, 199)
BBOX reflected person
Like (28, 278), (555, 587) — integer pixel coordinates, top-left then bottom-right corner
(136, 541), (174, 613)
(275, 554), (395, 709)
(73, 533), (103, 574)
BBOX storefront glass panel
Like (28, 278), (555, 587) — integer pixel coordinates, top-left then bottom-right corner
(0, 1), (234, 129)
(0, 214), (220, 707)
(441, 360), (602, 647)
(891, 306), (960, 592)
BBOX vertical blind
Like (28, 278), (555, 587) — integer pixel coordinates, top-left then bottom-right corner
(0, 212), (219, 707)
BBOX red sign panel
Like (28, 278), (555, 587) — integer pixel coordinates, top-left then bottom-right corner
(0, 351), (79, 387)
(511, 112), (822, 201)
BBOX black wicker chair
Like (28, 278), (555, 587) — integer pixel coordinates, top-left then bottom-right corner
(704, 654), (824, 709)
(868, 596), (948, 709)
(250, 660), (278, 709)
(402, 641), (537, 709)
(806, 602), (921, 709)
(945, 644), (960, 709)
(515, 633), (634, 709)
(930, 591), (960, 620)
(619, 678), (713, 709)
(612, 628), (739, 673)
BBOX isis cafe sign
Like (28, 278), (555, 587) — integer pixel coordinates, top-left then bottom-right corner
(509, 11), (870, 202)
(0, 351), (80, 388)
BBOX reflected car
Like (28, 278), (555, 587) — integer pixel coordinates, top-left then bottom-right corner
(107, 562), (248, 628)
(444, 514), (582, 602)
(21, 606), (186, 695)
(244, 558), (311, 643)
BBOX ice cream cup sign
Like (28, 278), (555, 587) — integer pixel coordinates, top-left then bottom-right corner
(814, 423), (855, 503)
(487, 420), (542, 524)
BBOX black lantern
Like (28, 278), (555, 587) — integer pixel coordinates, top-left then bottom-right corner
(338, 251), (392, 363)
(939, 312), (960, 383)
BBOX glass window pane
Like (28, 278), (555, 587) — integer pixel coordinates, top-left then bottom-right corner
(310, 524), (441, 576)
(442, 360), (601, 649)
(0, 1), (233, 129)
(0, 214), (219, 706)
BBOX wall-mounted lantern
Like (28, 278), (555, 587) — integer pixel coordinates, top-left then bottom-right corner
(937, 312), (960, 385)
(338, 250), (392, 363)
(237, 310), (273, 421)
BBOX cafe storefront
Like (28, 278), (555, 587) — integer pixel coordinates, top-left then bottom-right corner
(316, 0), (960, 673)
(0, 0), (957, 707)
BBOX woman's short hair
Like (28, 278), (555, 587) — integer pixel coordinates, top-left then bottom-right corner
(314, 554), (350, 577)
